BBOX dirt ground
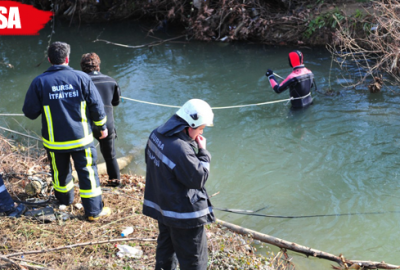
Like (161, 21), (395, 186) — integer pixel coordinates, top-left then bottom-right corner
(0, 135), (291, 269)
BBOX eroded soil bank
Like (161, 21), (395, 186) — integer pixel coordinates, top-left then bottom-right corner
(20, 0), (372, 46)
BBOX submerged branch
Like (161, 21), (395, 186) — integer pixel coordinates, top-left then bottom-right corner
(93, 35), (186, 49)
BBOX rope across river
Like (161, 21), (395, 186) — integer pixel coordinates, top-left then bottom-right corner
(0, 96), (309, 115)
(0, 73), (299, 111)
(0, 90), (302, 140)
(119, 95), (297, 109)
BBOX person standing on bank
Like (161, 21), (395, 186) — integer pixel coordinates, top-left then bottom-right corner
(266, 50), (315, 109)
(143, 99), (215, 270)
(22, 41), (111, 221)
(80, 52), (121, 187)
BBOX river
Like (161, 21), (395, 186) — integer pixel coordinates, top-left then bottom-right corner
(1, 20), (400, 269)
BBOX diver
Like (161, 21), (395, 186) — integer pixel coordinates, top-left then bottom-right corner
(266, 50), (315, 109)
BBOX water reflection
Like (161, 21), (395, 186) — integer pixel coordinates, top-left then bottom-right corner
(1, 20), (400, 268)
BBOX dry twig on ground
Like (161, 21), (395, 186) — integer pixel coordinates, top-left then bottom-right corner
(0, 134), (280, 269)
(328, 0), (400, 89)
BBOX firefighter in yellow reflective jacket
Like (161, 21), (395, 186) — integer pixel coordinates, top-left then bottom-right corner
(23, 41), (111, 221)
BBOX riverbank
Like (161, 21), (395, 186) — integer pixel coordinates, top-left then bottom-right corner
(25, 0), (373, 46)
(0, 134), (285, 269)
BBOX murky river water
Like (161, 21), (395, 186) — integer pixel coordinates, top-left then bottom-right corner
(1, 20), (400, 269)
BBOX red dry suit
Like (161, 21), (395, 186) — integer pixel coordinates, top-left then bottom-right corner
(268, 51), (315, 108)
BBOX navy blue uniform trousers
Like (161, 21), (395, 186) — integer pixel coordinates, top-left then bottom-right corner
(156, 221), (208, 270)
(96, 134), (120, 180)
(46, 144), (102, 217)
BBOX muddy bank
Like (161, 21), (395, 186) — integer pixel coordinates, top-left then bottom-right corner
(21, 0), (372, 46)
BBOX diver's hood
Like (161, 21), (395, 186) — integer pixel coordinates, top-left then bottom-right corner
(288, 50), (303, 68)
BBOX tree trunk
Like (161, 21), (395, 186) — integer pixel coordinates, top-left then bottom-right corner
(216, 218), (400, 269)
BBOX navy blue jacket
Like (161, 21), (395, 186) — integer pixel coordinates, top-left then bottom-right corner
(87, 71), (120, 138)
(143, 115), (215, 229)
(23, 65), (107, 152)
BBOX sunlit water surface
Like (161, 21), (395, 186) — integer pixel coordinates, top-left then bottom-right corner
(1, 20), (400, 269)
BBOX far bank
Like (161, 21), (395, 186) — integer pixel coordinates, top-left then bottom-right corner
(19, 0), (373, 46)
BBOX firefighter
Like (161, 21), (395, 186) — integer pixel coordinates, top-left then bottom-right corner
(0, 174), (26, 217)
(80, 52), (121, 186)
(266, 50), (315, 109)
(22, 41), (111, 221)
(143, 99), (215, 270)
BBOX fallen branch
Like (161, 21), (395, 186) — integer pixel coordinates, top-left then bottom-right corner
(15, 262), (50, 270)
(5, 237), (156, 258)
(13, 256), (51, 269)
(329, 0), (400, 87)
(233, 20), (246, 37)
(216, 218), (400, 269)
(0, 255), (23, 269)
(93, 35), (186, 49)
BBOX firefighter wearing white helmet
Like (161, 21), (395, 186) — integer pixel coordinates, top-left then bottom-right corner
(176, 98), (214, 128)
(143, 99), (214, 269)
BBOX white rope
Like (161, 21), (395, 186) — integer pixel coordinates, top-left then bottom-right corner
(121, 96), (181, 108)
(121, 93), (311, 110)
(0, 93), (309, 142)
(211, 98), (291, 109)
(0, 125), (42, 141)
(121, 96), (292, 109)
(0, 114), (24, 116)
(273, 72), (285, 80)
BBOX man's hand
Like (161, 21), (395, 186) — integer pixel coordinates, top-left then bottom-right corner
(196, 135), (206, 149)
(99, 128), (108, 139)
(265, 69), (274, 78)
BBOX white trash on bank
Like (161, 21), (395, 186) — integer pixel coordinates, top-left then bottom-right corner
(121, 226), (134, 237)
(115, 244), (143, 258)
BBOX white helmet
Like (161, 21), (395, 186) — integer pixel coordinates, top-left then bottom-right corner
(176, 99), (214, 128)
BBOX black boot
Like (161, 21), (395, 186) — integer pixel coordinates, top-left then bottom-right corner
(5, 203), (27, 217)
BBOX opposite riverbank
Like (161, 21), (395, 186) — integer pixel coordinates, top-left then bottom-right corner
(21, 0), (373, 46)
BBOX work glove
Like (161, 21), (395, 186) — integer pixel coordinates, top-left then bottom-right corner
(265, 69), (274, 78)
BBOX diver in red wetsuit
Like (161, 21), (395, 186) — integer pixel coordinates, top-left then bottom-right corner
(266, 50), (315, 109)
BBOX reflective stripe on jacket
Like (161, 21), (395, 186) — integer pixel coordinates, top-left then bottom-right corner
(143, 115), (215, 229)
(23, 65), (107, 152)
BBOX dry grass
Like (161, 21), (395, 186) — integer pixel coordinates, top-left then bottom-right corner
(0, 134), (291, 270)
(328, 0), (400, 89)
